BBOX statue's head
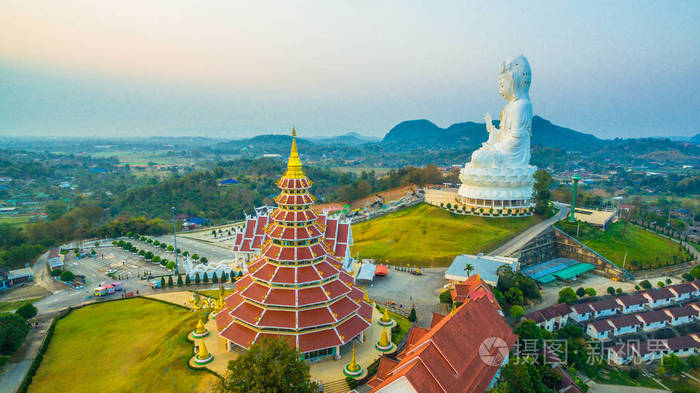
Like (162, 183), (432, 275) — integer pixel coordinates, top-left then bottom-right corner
(499, 55), (531, 100)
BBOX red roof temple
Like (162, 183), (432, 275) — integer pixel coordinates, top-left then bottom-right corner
(216, 131), (372, 361)
(368, 288), (516, 393)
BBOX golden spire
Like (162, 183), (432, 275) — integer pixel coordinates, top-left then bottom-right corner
(363, 288), (371, 303)
(381, 307), (391, 323)
(449, 303), (457, 316)
(348, 344), (359, 372)
(197, 339), (210, 360)
(378, 327), (390, 347)
(285, 128), (305, 178)
(195, 317), (206, 334)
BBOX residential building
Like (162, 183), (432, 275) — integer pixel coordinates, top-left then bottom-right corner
(588, 298), (622, 319)
(569, 303), (593, 322)
(615, 294), (649, 313)
(642, 288), (675, 308)
(523, 303), (571, 332)
(664, 306), (698, 326)
(668, 282), (699, 301)
(636, 310), (671, 331)
(586, 320), (613, 340)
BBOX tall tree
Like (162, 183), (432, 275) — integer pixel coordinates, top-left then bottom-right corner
(219, 337), (316, 393)
(533, 169), (553, 215)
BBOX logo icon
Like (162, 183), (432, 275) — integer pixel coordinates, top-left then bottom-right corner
(479, 336), (509, 366)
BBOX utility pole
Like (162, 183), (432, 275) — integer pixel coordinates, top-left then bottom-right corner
(172, 206), (178, 275)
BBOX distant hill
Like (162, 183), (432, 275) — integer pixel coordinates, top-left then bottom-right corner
(382, 116), (602, 151)
(310, 132), (381, 145)
(690, 133), (700, 144)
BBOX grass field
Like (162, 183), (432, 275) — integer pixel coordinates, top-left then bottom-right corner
(350, 203), (542, 267)
(557, 220), (691, 270)
(0, 298), (38, 313)
(0, 215), (32, 227)
(28, 298), (217, 393)
(389, 311), (412, 344)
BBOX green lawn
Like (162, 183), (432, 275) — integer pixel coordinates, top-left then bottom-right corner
(594, 367), (663, 389)
(350, 203), (542, 267)
(28, 298), (216, 393)
(0, 298), (39, 313)
(557, 220), (691, 270)
(389, 311), (412, 344)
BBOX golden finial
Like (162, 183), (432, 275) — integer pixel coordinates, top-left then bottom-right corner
(378, 327), (390, 347)
(284, 128), (305, 178)
(381, 307), (391, 323)
(195, 317), (206, 334)
(348, 344), (359, 372)
(450, 303), (457, 316)
(197, 339), (210, 360)
(363, 288), (371, 303)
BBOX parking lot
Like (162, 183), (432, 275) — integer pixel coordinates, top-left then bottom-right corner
(68, 246), (173, 288)
(366, 267), (447, 328)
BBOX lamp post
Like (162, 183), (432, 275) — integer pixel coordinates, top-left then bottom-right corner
(569, 174), (581, 222)
(172, 206), (179, 275)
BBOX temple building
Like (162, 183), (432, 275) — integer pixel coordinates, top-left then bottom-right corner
(367, 294), (516, 392)
(232, 205), (353, 271)
(215, 131), (373, 362)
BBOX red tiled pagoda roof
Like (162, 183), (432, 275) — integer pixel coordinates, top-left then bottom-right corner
(218, 134), (370, 354)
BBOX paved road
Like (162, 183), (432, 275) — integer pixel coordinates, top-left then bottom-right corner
(489, 202), (569, 257)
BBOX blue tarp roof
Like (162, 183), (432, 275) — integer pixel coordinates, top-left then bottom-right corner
(220, 178), (240, 184)
(356, 263), (376, 282)
(185, 217), (209, 225)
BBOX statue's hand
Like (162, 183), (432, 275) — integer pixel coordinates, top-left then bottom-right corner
(484, 113), (497, 134)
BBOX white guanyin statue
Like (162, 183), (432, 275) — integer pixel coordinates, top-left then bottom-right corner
(457, 55), (537, 210)
(470, 55), (532, 169)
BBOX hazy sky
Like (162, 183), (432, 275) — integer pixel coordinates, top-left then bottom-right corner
(1, 1), (699, 139)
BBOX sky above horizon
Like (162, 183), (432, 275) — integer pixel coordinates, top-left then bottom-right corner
(1, 1), (699, 139)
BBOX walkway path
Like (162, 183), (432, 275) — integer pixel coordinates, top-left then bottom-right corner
(587, 381), (669, 393)
(489, 202), (569, 257)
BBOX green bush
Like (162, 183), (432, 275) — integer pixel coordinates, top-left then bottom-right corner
(408, 306), (417, 322)
(16, 303), (38, 320)
(509, 305), (525, 319)
(60, 270), (75, 282)
(439, 290), (452, 304)
(50, 268), (63, 277)
(166, 261), (175, 270)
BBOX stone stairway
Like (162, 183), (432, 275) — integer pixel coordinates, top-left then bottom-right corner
(323, 379), (351, 393)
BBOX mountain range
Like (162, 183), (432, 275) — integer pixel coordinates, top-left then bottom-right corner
(382, 116), (603, 151)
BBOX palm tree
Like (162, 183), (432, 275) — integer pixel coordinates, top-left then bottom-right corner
(463, 263), (474, 277)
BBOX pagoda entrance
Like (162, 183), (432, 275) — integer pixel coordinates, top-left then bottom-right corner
(302, 347), (335, 363)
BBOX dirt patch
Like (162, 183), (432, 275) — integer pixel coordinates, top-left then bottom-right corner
(350, 184), (418, 209)
(0, 284), (52, 303)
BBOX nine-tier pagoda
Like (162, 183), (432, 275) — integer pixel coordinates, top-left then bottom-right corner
(216, 130), (373, 361)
